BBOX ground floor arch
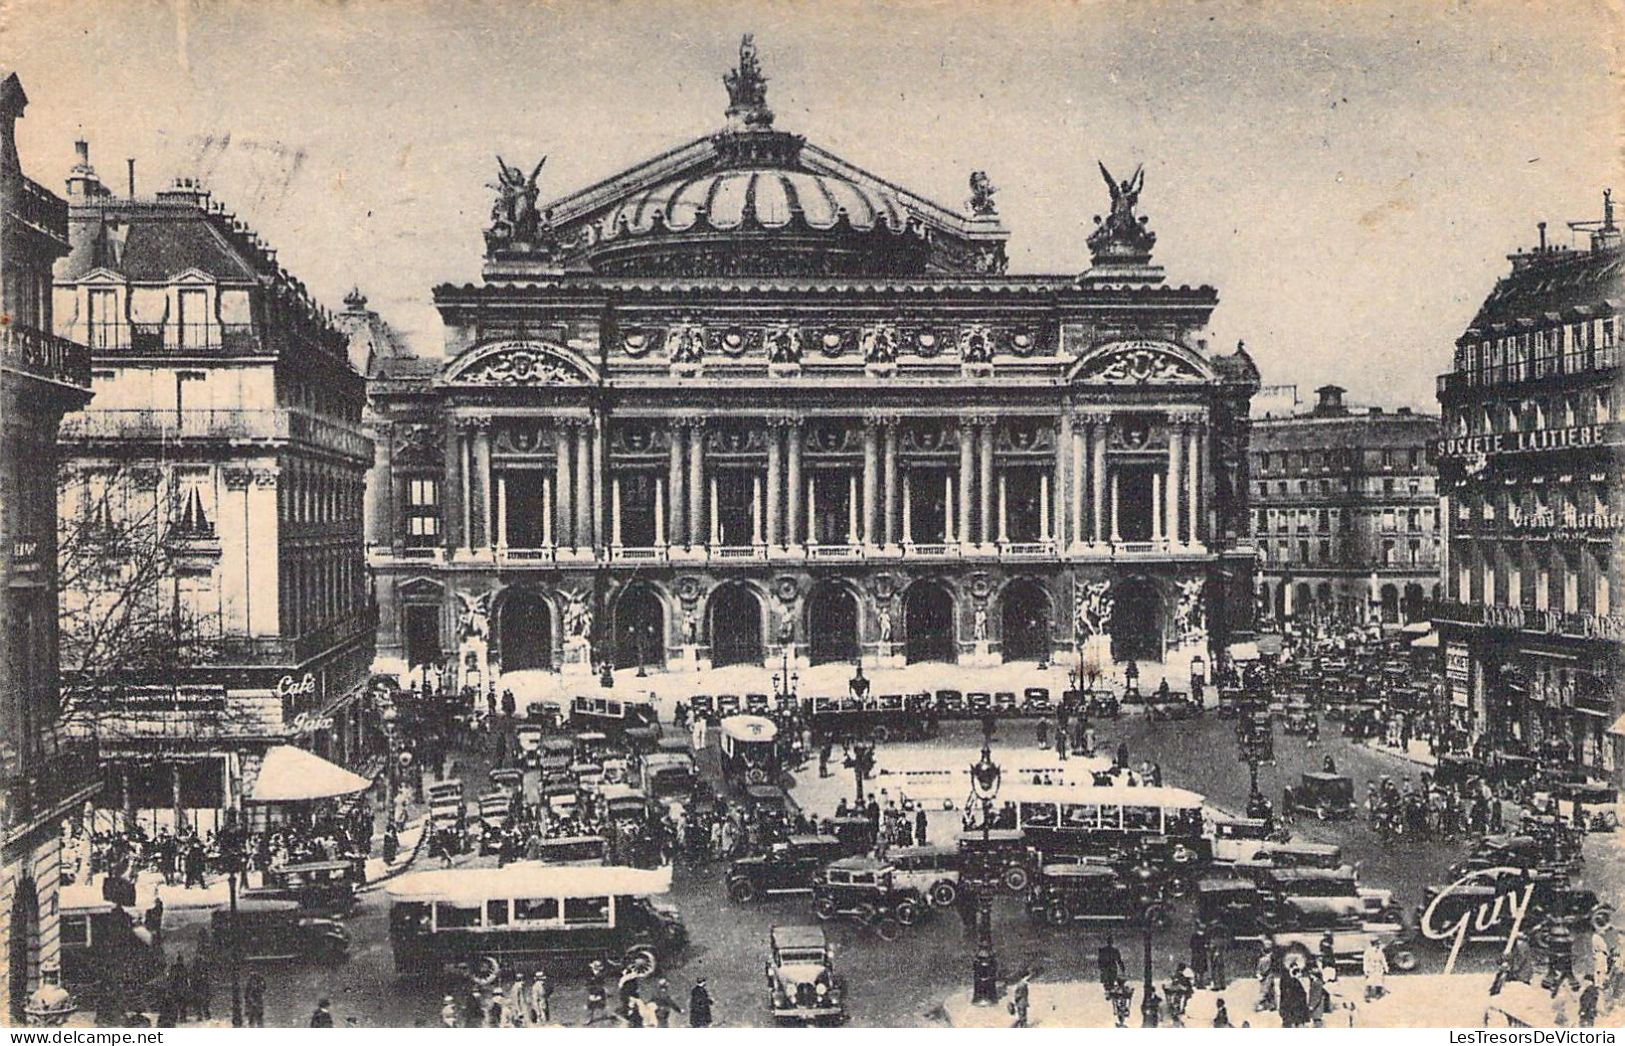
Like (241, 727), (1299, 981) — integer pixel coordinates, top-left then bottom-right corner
(709, 582), (765, 667)
(1111, 577), (1164, 663)
(903, 579), (957, 663)
(1001, 578), (1051, 662)
(1380, 583), (1400, 624)
(807, 581), (861, 665)
(498, 589), (554, 671)
(614, 583), (666, 670)
(1402, 582), (1426, 622)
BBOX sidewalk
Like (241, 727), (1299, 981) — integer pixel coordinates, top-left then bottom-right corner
(1358, 738), (1439, 768)
(364, 812), (427, 883)
(943, 973), (1502, 1028)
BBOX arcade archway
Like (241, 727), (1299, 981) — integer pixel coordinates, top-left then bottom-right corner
(1001, 578), (1050, 662)
(498, 591), (553, 671)
(1380, 584), (1400, 624)
(904, 579), (956, 663)
(807, 581), (861, 665)
(1111, 577), (1164, 663)
(709, 583), (764, 667)
(613, 584), (665, 671)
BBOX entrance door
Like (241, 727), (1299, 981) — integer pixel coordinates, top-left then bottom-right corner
(904, 581), (956, 663)
(710, 584), (764, 667)
(808, 583), (860, 664)
(499, 592), (553, 671)
(1116, 467), (1155, 542)
(1110, 578), (1164, 663)
(1001, 579), (1050, 662)
(404, 603), (442, 667)
(613, 585), (664, 671)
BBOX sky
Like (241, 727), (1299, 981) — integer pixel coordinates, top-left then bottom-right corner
(3, 0), (1619, 409)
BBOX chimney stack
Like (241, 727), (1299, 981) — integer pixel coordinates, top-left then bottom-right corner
(1538, 221), (1547, 251)
(126, 157), (135, 197)
(1311, 384), (1348, 417)
(65, 137), (108, 199)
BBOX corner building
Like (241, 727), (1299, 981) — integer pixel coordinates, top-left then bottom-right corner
(368, 41), (1260, 689)
(1435, 196), (1624, 786)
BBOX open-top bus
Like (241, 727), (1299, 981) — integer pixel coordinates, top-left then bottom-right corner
(386, 862), (685, 985)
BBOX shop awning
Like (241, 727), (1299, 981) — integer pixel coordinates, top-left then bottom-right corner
(1227, 642), (1261, 662)
(1610, 713), (1625, 738)
(1401, 621), (1433, 635)
(251, 745), (373, 803)
(1410, 631), (1440, 649)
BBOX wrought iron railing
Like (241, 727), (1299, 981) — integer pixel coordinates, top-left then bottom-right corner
(0, 323), (90, 388)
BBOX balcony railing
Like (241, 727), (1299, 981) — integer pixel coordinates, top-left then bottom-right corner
(6, 175), (68, 242)
(0, 323), (90, 389)
(61, 407), (370, 459)
(3, 735), (100, 840)
(1439, 345), (1622, 396)
(85, 321), (263, 356)
(1436, 599), (1625, 642)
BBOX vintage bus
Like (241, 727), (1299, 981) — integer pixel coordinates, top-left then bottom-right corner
(386, 862), (685, 985)
(719, 715), (780, 786)
(981, 781), (1210, 865)
(570, 694), (660, 738)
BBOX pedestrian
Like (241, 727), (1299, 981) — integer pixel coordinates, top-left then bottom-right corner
(1108, 981), (1133, 1027)
(244, 972), (265, 1028)
(144, 896), (165, 946)
(1255, 943), (1276, 1011)
(168, 956), (189, 1020)
(1097, 935), (1124, 987)
(1115, 741), (1129, 770)
(1210, 932), (1229, 991)
(1579, 975), (1599, 1027)
(528, 970), (550, 1025)
(586, 974), (608, 1025)
(652, 978), (682, 1027)
(915, 806), (928, 846)
(1141, 984), (1162, 1027)
(485, 991), (505, 1028)
(1278, 966), (1309, 1027)
(1011, 969), (1031, 1027)
(688, 978), (713, 1027)
(309, 998), (334, 1028)
(1362, 936), (1389, 1002)
(189, 953), (212, 1020)
(506, 974), (528, 1026)
(440, 995), (459, 1028)
(1212, 998), (1232, 1027)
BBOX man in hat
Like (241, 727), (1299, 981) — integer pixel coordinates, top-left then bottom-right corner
(309, 998), (334, 1027)
(439, 995), (460, 1028)
(652, 978), (683, 1027)
(528, 970), (551, 1025)
(688, 978), (714, 1027)
(506, 973), (528, 1026)
(1361, 936), (1389, 1002)
(1011, 968), (1031, 1027)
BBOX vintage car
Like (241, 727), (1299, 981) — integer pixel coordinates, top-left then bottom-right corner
(601, 784), (652, 825)
(1471, 868), (1615, 933)
(1258, 867), (1403, 927)
(936, 689), (966, 717)
(427, 779), (468, 853)
(1196, 877), (1266, 940)
(727, 835), (847, 902)
(966, 691), (994, 715)
(993, 691), (1019, 715)
(478, 791), (514, 854)
(1283, 772), (1357, 821)
(1209, 816), (1279, 864)
(537, 736), (576, 775)
(1246, 841), (1344, 869)
(246, 858), (364, 912)
(516, 725), (547, 768)
(1023, 687), (1052, 714)
(58, 885), (163, 1009)
(689, 694), (715, 721)
(1281, 702), (1317, 736)
(1263, 896), (1418, 972)
(810, 857), (928, 940)
(640, 751), (697, 801)
(746, 692), (772, 715)
(1085, 690), (1121, 719)
(1146, 689), (1201, 721)
(827, 816), (877, 855)
(716, 694), (744, 717)
(765, 925), (847, 1025)
(885, 844), (962, 907)
(1026, 863), (1170, 929)
(1549, 781), (1620, 832)
(387, 863), (685, 984)
(490, 766), (524, 793)
(209, 897), (351, 964)
(527, 699), (566, 731)
(1451, 833), (1579, 878)
(956, 828), (1035, 894)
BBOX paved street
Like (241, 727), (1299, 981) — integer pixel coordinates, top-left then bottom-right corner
(152, 680), (1621, 1027)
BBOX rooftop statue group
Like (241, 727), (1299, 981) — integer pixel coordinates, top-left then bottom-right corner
(1088, 161), (1157, 258)
(486, 155), (551, 252)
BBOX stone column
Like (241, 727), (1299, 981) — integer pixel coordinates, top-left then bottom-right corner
(574, 421), (592, 549)
(554, 422), (573, 548)
(653, 476), (665, 547)
(997, 472), (1009, 543)
(786, 420), (804, 545)
(367, 420), (393, 546)
(542, 476), (553, 546)
(444, 420), (466, 551)
(978, 417), (994, 546)
(591, 416), (606, 550)
(751, 473), (763, 545)
(1188, 420), (1202, 545)
(496, 474), (509, 549)
(846, 473), (859, 544)
(1041, 472), (1051, 541)
(903, 470), (914, 544)
(765, 420), (783, 547)
(808, 473), (819, 544)
(1110, 469), (1122, 543)
(1152, 472), (1164, 544)
(944, 473), (955, 543)
(1091, 416), (1108, 544)
(248, 468), (281, 635)
(1070, 422), (1086, 549)
(687, 418), (705, 547)
(862, 417), (880, 546)
(958, 420), (974, 545)
(611, 476), (623, 547)
(709, 475), (720, 546)
(667, 420), (685, 547)
(1054, 412), (1071, 548)
(1166, 414), (1184, 546)
(883, 420), (899, 545)
(471, 417), (492, 550)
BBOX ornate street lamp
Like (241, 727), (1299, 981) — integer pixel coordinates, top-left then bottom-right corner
(843, 736), (876, 804)
(1237, 709), (1275, 821)
(772, 644), (799, 708)
(969, 714), (1002, 1006)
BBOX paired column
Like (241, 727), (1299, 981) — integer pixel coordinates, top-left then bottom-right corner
(882, 420), (899, 546)
(862, 417), (880, 546)
(1069, 419), (1087, 549)
(591, 416), (605, 549)
(1188, 418), (1203, 545)
(667, 421), (685, 547)
(1089, 414), (1109, 544)
(555, 422), (574, 548)
(977, 416), (995, 546)
(573, 421), (593, 549)
(470, 417), (492, 550)
(957, 421), (974, 545)
(1166, 413), (1185, 546)
(444, 420), (466, 551)
(785, 420), (803, 545)
(686, 418), (705, 547)
(765, 419), (783, 547)
(1054, 412), (1072, 548)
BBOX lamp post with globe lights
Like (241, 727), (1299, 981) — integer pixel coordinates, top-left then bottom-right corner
(968, 714), (1003, 1006)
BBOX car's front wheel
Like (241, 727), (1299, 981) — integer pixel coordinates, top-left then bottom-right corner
(1045, 902), (1070, 927)
(929, 880), (959, 908)
(1001, 865), (1031, 895)
(471, 954), (502, 987)
(813, 896), (837, 921)
(728, 879), (758, 904)
(894, 899), (922, 926)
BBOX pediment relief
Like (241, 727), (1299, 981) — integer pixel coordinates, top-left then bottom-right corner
(1070, 339), (1210, 385)
(440, 340), (596, 388)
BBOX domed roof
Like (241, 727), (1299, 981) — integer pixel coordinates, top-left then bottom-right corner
(595, 167), (915, 242)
